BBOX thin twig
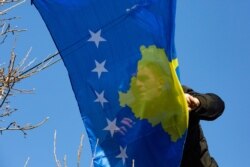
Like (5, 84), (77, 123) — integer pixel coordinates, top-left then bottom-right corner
(16, 47), (32, 72)
(77, 134), (84, 167)
(0, 0), (21, 4)
(0, 16), (20, 22)
(0, 27), (27, 36)
(23, 156), (30, 167)
(0, 82), (14, 108)
(10, 87), (35, 94)
(54, 130), (62, 167)
(0, 0), (26, 15)
(0, 107), (17, 117)
(0, 117), (49, 135)
(0, 23), (8, 35)
(20, 51), (59, 77)
(63, 154), (67, 167)
(0, 35), (7, 44)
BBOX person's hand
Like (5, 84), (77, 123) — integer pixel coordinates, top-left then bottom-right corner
(185, 93), (200, 112)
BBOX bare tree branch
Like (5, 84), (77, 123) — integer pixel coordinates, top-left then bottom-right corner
(0, 25), (26, 36)
(0, 1), (27, 44)
(0, 49), (59, 109)
(0, 45), (59, 135)
(0, 0), (26, 15)
(53, 131), (89, 167)
(1, 0), (22, 4)
(0, 117), (49, 136)
(0, 0), (61, 143)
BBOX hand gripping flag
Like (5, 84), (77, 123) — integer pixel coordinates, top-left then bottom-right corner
(33, 0), (188, 166)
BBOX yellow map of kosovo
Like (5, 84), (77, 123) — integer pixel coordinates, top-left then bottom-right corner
(119, 45), (188, 142)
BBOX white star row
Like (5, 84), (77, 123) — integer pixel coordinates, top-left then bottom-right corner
(89, 30), (109, 107)
(88, 29), (129, 166)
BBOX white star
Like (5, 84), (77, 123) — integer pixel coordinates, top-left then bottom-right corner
(91, 60), (108, 79)
(116, 146), (128, 165)
(94, 90), (108, 108)
(87, 29), (106, 48)
(103, 118), (120, 137)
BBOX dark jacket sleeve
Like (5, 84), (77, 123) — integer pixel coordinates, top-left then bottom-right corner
(182, 85), (225, 121)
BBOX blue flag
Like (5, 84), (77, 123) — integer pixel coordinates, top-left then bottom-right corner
(33, 0), (188, 166)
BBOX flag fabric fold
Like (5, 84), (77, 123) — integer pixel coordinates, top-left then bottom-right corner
(33, 0), (188, 166)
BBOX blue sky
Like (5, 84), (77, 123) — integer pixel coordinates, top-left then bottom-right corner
(1, 0), (250, 167)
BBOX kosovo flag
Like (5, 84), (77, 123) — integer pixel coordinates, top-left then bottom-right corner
(33, 0), (188, 166)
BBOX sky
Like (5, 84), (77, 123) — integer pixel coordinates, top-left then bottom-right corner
(1, 0), (250, 167)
